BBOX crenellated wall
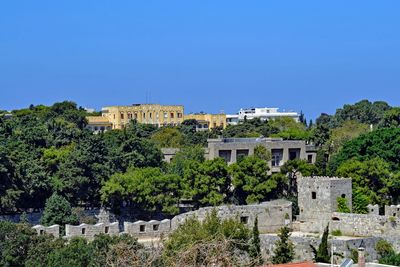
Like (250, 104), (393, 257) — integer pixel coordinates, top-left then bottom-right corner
(31, 200), (292, 240)
(123, 219), (171, 238)
(32, 224), (60, 238)
(65, 222), (119, 240)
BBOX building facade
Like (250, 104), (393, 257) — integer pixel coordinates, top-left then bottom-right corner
(101, 104), (184, 129)
(207, 137), (316, 172)
(86, 116), (113, 133)
(184, 113), (227, 130)
(226, 107), (299, 125)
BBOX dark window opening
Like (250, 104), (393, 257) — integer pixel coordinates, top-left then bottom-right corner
(240, 216), (249, 224)
(105, 226), (109, 234)
(140, 225), (145, 232)
(307, 155), (313, 163)
(153, 224), (159, 231)
(332, 217), (340, 221)
(82, 228), (86, 235)
(341, 194), (346, 198)
(40, 230), (44, 235)
(393, 213), (397, 217)
(312, 192), (316, 199)
(120, 113), (124, 119)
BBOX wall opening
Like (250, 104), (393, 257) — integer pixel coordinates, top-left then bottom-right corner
(105, 226), (109, 234)
(153, 224), (159, 231)
(312, 192), (317, 199)
(332, 217), (340, 221)
(341, 194), (346, 198)
(39, 230), (44, 235)
(139, 225), (145, 232)
(240, 216), (249, 224)
(82, 228), (86, 235)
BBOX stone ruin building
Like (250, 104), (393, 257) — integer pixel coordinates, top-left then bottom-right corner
(31, 176), (400, 263)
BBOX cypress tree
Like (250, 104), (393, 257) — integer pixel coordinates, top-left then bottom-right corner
(311, 224), (330, 263)
(271, 226), (295, 264)
(249, 216), (263, 265)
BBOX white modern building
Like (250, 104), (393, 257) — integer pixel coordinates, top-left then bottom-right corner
(226, 107), (299, 125)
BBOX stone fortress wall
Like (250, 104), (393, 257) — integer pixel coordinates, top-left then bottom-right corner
(31, 200), (292, 240)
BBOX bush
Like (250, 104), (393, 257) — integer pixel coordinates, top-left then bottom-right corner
(331, 229), (342, 236)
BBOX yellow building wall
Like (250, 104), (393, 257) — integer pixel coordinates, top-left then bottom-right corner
(102, 104), (184, 129)
(184, 113), (227, 129)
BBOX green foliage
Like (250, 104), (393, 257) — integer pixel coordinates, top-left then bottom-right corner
(335, 158), (398, 209)
(311, 224), (330, 263)
(0, 221), (37, 267)
(249, 216), (263, 264)
(329, 127), (400, 172)
(229, 156), (282, 204)
(336, 197), (351, 213)
(325, 120), (369, 154)
(352, 189), (370, 214)
(271, 226), (295, 264)
(331, 229), (342, 236)
(380, 107), (400, 128)
(151, 127), (185, 148)
(162, 209), (251, 264)
(254, 145), (272, 162)
(376, 240), (400, 267)
(334, 100), (391, 126)
(168, 145), (205, 177)
(375, 239), (394, 258)
(185, 158), (230, 207)
(270, 117), (310, 140)
(101, 167), (181, 215)
(41, 193), (78, 226)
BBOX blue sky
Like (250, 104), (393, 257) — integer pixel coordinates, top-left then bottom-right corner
(1, 1), (399, 120)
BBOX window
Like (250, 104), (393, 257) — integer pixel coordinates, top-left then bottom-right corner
(82, 228), (86, 235)
(170, 112), (174, 118)
(39, 230), (44, 235)
(271, 149), (283, 167)
(149, 113), (152, 118)
(140, 225), (145, 232)
(143, 113), (146, 119)
(156, 112), (159, 119)
(164, 112), (168, 119)
(307, 155), (313, 163)
(289, 148), (300, 160)
(312, 192), (316, 199)
(240, 216), (249, 224)
(332, 217), (340, 221)
(218, 150), (232, 163)
(105, 226), (109, 234)
(177, 113), (182, 118)
(128, 113), (132, 119)
(120, 113), (124, 119)
(341, 194), (346, 198)
(134, 113), (138, 119)
(153, 224), (159, 231)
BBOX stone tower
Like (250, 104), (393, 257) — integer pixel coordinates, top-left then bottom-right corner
(297, 176), (352, 232)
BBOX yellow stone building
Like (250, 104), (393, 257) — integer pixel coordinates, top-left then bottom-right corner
(101, 104), (184, 129)
(184, 113), (227, 130)
(86, 116), (113, 133)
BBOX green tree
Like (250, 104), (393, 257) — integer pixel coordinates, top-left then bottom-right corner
(185, 158), (230, 207)
(335, 158), (397, 209)
(311, 224), (330, 263)
(0, 221), (37, 266)
(41, 193), (78, 227)
(271, 225), (295, 264)
(249, 216), (263, 265)
(380, 107), (400, 128)
(151, 127), (185, 148)
(162, 209), (251, 266)
(229, 156), (282, 204)
(280, 159), (317, 197)
(101, 167), (181, 215)
(254, 145), (271, 162)
(336, 197), (351, 213)
(168, 145), (205, 177)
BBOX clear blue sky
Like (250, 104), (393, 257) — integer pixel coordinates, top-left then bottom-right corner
(1, 1), (399, 120)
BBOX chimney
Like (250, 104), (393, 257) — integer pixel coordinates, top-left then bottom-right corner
(358, 247), (365, 267)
